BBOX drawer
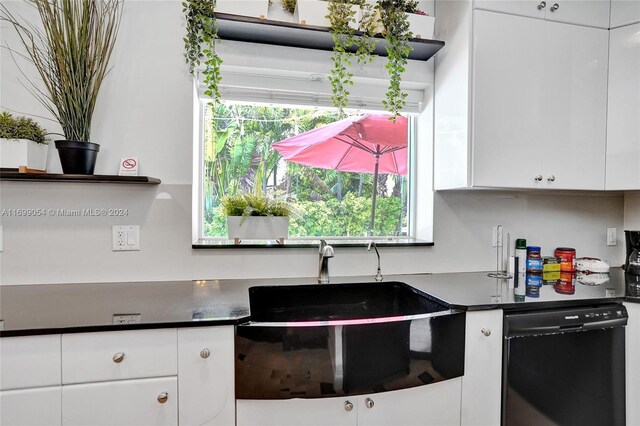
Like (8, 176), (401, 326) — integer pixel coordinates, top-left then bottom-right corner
(62, 377), (177, 426)
(0, 335), (61, 390)
(0, 386), (62, 426)
(62, 329), (177, 384)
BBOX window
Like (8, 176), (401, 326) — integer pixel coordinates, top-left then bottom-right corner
(197, 100), (415, 241)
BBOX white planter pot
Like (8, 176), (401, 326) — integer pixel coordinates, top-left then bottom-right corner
(216, 0), (269, 19)
(227, 216), (290, 243)
(294, 0), (359, 29)
(407, 13), (435, 39)
(0, 138), (49, 171)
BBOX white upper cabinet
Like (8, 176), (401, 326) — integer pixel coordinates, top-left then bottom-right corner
(606, 23), (640, 190)
(434, 5), (609, 190)
(473, 0), (611, 28)
(610, 0), (640, 28)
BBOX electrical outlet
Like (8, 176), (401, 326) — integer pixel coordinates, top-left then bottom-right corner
(492, 226), (503, 247)
(607, 228), (617, 246)
(112, 313), (142, 325)
(112, 225), (140, 251)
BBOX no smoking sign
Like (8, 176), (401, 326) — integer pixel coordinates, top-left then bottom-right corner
(119, 157), (139, 176)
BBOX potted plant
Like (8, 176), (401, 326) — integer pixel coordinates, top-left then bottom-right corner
(221, 193), (293, 244)
(216, 0), (270, 19)
(295, 0), (359, 28)
(1, 0), (123, 175)
(404, 0), (434, 39)
(0, 112), (49, 171)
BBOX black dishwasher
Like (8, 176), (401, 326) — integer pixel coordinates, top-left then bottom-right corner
(502, 304), (627, 426)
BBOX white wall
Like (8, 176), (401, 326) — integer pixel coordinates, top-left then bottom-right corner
(625, 193), (640, 230)
(0, 0), (626, 285)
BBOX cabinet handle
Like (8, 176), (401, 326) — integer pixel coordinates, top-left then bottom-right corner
(534, 175), (543, 182)
(200, 348), (211, 359)
(550, 3), (559, 11)
(112, 352), (125, 363)
(547, 175), (556, 182)
(157, 392), (169, 404)
(344, 401), (354, 412)
(481, 328), (492, 337)
(365, 398), (375, 409)
(537, 1), (546, 9)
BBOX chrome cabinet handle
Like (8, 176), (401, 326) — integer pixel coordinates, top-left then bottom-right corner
(200, 348), (211, 359)
(537, 1), (546, 9)
(344, 401), (354, 412)
(547, 175), (556, 182)
(112, 352), (125, 363)
(365, 398), (375, 409)
(157, 392), (168, 404)
(534, 175), (543, 182)
(481, 328), (491, 337)
(550, 3), (559, 11)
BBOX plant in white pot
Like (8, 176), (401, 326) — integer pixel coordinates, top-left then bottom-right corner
(1, 0), (123, 175)
(221, 193), (292, 244)
(0, 112), (49, 171)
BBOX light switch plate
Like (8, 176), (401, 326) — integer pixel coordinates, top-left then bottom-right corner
(112, 225), (140, 251)
(607, 228), (617, 246)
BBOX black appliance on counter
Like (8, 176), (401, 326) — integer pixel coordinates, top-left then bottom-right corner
(502, 304), (628, 426)
(625, 230), (640, 274)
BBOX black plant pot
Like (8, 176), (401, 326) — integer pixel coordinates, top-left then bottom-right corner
(55, 140), (100, 175)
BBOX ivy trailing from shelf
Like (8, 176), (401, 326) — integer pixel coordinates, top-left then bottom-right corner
(183, 0), (223, 102)
(378, 0), (413, 121)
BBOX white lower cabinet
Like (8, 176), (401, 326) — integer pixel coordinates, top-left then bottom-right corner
(625, 303), (640, 426)
(460, 309), (503, 426)
(237, 378), (462, 426)
(62, 376), (177, 426)
(0, 386), (62, 426)
(178, 326), (235, 426)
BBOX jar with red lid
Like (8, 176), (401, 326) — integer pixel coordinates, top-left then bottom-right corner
(555, 247), (576, 272)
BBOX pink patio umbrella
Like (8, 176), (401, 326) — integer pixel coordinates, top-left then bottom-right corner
(273, 114), (408, 236)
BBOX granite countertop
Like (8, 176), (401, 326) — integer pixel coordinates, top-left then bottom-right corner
(0, 269), (635, 337)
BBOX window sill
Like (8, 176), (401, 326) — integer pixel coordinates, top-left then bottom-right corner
(192, 238), (434, 249)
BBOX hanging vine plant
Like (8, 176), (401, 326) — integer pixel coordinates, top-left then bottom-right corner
(377, 0), (413, 121)
(183, 0), (223, 102)
(327, 0), (378, 117)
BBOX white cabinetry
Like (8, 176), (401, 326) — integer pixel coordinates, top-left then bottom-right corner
(610, 0), (640, 28)
(625, 302), (640, 426)
(435, 3), (609, 190)
(0, 335), (62, 426)
(0, 386), (62, 426)
(178, 326), (235, 426)
(238, 378), (462, 426)
(606, 23), (640, 190)
(474, 0), (610, 28)
(460, 309), (503, 426)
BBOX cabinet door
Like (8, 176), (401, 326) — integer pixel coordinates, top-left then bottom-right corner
(544, 0), (611, 28)
(606, 24), (640, 190)
(62, 377), (177, 426)
(236, 398), (357, 426)
(473, 0), (546, 19)
(357, 379), (462, 426)
(472, 10), (545, 188)
(178, 326), (235, 426)
(625, 303), (640, 426)
(460, 310), (503, 426)
(542, 21), (608, 190)
(610, 0), (640, 28)
(0, 334), (61, 390)
(0, 386), (61, 426)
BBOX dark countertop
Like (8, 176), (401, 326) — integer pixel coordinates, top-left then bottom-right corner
(0, 269), (635, 337)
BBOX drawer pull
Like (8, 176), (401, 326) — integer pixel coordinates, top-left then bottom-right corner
(112, 352), (125, 363)
(365, 398), (375, 409)
(157, 392), (169, 404)
(481, 328), (492, 337)
(200, 348), (211, 359)
(344, 401), (354, 412)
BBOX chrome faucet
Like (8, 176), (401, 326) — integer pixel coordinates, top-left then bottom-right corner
(318, 240), (335, 284)
(367, 241), (383, 282)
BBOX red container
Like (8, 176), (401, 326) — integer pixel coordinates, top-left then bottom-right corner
(555, 247), (576, 272)
(555, 272), (576, 295)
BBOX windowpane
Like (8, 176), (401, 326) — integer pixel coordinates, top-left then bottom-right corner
(202, 101), (412, 238)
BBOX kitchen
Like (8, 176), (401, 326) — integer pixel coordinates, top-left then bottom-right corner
(0, 0), (639, 425)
